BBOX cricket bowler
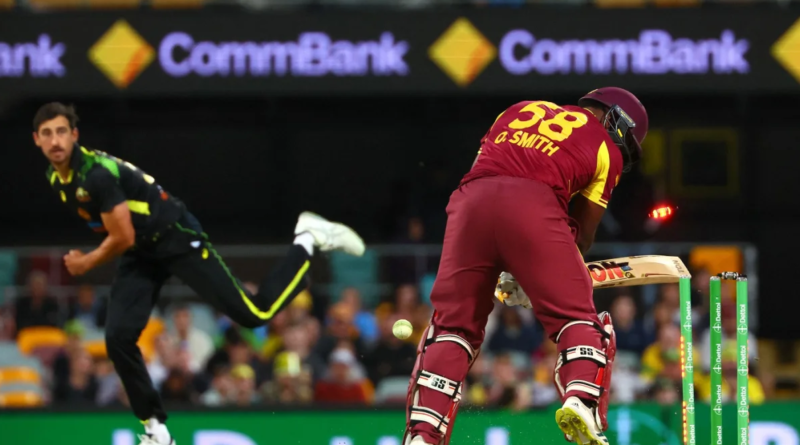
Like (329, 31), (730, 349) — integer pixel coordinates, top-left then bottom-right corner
(403, 88), (648, 445)
(33, 102), (365, 445)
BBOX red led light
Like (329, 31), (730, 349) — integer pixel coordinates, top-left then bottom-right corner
(649, 205), (675, 220)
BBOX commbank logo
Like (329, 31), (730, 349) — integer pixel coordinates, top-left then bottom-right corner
(89, 20), (154, 89)
(772, 18), (800, 83)
(429, 18), (496, 87)
(0, 35), (65, 78)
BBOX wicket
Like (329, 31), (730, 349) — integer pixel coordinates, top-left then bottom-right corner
(679, 272), (749, 445)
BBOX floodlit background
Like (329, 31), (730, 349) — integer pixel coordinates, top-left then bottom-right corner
(1, 0), (800, 444)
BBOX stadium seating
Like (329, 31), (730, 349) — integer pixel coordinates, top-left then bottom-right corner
(16, 326), (67, 355)
(0, 383), (44, 407)
(0, 341), (22, 360)
(0, 367), (42, 386)
(373, 376), (410, 405)
(329, 249), (379, 307)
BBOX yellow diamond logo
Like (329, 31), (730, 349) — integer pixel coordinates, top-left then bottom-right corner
(89, 20), (154, 89)
(772, 18), (800, 83)
(429, 18), (496, 87)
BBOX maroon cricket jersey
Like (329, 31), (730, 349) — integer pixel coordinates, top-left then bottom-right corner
(461, 100), (624, 212)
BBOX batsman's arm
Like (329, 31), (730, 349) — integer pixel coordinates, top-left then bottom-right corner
(570, 194), (605, 255)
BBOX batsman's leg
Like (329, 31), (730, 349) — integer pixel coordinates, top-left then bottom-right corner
(494, 178), (610, 445)
(403, 182), (499, 445)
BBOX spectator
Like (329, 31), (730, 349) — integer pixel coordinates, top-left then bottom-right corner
(651, 380), (679, 405)
(411, 301), (433, 344)
(395, 284), (420, 321)
(168, 304), (214, 374)
(286, 289), (314, 325)
(259, 310), (290, 361)
(160, 367), (195, 404)
(53, 348), (98, 405)
(230, 364), (260, 406)
(0, 306), (15, 340)
(104, 378), (131, 409)
(214, 281), (266, 352)
(200, 365), (234, 407)
(610, 293), (651, 355)
(362, 314), (416, 386)
(381, 284), (428, 345)
(645, 301), (673, 340)
(698, 299), (758, 373)
(67, 284), (106, 329)
(280, 323), (326, 382)
(487, 306), (541, 355)
(148, 333), (176, 391)
(314, 348), (372, 405)
(206, 328), (258, 376)
(340, 287), (379, 346)
(486, 353), (521, 408)
(14, 270), (60, 335)
(464, 353), (489, 407)
(95, 358), (120, 406)
(388, 217), (427, 285)
(695, 342), (766, 406)
(261, 351), (314, 404)
(659, 283), (681, 325)
(530, 340), (559, 407)
(640, 323), (682, 389)
(52, 320), (87, 393)
(375, 284), (421, 325)
(611, 352), (647, 404)
(314, 303), (367, 362)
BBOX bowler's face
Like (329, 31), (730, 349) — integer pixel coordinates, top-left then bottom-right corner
(34, 115), (77, 166)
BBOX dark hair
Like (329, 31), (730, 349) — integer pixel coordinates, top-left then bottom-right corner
(170, 303), (190, 313)
(33, 102), (79, 132)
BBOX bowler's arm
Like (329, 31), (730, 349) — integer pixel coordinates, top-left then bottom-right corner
(83, 203), (135, 268)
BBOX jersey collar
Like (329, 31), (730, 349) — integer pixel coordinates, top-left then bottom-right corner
(48, 144), (87, 186)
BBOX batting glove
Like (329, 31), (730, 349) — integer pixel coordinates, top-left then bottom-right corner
(494, 271), (532, 309)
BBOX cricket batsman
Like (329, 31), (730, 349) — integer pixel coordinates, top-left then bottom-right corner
(403, 88), (648, 445)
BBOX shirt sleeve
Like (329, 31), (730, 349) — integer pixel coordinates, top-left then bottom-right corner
(85, 168), (126, 213)
(580, 141), (622, 209)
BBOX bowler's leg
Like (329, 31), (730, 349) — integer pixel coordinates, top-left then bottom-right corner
(106, 255), (169, 423)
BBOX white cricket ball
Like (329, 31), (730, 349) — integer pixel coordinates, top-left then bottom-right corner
(393, 319), (413, 340)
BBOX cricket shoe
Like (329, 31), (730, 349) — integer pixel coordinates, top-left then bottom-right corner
(295, 211), (365, 257)
(407, 436), (435, 445)
(555, 397), (609, 445)
(137, 434), (174, 445)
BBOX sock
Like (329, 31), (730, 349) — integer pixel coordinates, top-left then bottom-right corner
(293, 232), (315, 256)
(144, 417), (172, 445)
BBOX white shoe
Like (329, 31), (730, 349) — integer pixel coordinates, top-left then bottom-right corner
(555, 397), (608, 445)
(138, 434), (174, 445)
(408, 436), (435, 445)
(294, 212), (365, 257)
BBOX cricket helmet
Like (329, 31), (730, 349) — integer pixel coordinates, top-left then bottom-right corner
(579, 87), (648, 172)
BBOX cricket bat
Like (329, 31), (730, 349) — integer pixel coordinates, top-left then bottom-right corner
(588, 255), (691, 289)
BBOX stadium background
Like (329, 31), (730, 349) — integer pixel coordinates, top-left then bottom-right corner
(2, 1), (800, 444)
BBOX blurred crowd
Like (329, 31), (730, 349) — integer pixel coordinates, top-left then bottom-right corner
(0, 262), (772, 410)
